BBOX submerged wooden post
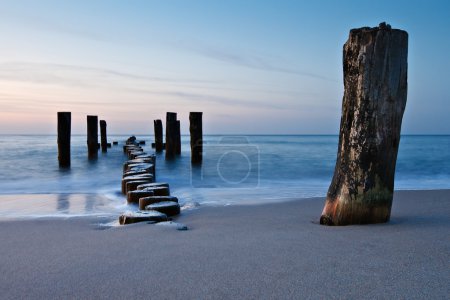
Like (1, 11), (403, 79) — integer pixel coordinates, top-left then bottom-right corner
(320, 23), (408, 225)
(100, 120), (107, 152)
(189, 112), (203, 164)
(57, 112), (71, 167)
(154, 119), (163, 152)
(175, 120), (181, 155)
(87, 115), (98, 158)
(165, 112), (177, 159)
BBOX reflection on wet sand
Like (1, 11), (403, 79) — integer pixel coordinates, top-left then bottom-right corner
(57, 194), (70, 213)
(0, 194), (124, 219)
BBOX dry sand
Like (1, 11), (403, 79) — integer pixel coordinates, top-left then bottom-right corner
(0, 190), (449, 299)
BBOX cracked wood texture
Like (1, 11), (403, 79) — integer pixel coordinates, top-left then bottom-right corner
(320, 23), (408, 225)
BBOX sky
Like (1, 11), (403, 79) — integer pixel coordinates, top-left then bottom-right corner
(0, 0), (449, 134)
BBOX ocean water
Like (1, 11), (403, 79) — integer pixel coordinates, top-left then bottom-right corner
(0, 135), (449, 218)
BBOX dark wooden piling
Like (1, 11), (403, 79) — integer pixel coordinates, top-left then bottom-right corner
(87, 115), (98, 158)
(175, 120), (181, 155)
(154, 119), (163, 152)
(189, 112), (203, 164)
(320, 23), (408, 225)
(57, 112), (71, 167)
(100, 120), (107, 152)
(165, 112), (177, 159)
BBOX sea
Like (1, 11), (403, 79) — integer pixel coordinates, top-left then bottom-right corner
(0, 134), (449, 219)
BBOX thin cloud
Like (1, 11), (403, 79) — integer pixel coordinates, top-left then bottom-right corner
(0, 13), (106, 42)
(0, 62), (212, 88)
(169, 40), (338, 82)
(162, 91), (285, 110)
(0, 63), (327, 112)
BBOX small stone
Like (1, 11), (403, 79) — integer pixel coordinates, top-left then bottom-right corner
(122, 175), (154, 194)
(137, 182), (169, 190)
(135, 154), (156, 159)
(128, 151), (142, 158)
(141, 186), (170, 196)
(145, 201), (180, 217)
(156, 221), (188, 231)
(127, 190), (155, 204)
(125, 163), (154, 173)
(129, 158), (154, 164)
(128, 167), (153, 175)
(126, 180), (153, 194)
(122, 174), (154, 180)
(123, 170), (150, 178)
(181, 202), (201, 210)
(124, 144), (141, 151)
(139, 196), (178, 210)
(119, 210), (168, 225)
(126, 136), (136, 144)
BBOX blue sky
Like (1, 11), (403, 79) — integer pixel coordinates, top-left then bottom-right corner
(0, 0), (449, 134)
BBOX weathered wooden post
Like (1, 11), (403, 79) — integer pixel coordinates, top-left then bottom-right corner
(320, 23), (408, 225)
(57, 112), (71, 167)
(175, 120), (181, 155)
(165, 112), (177, 159)
(189, 112), (203, 164)
(87, 115), (98, 158)
(100, 120), (107, 152)
(154, 119), (163, 152)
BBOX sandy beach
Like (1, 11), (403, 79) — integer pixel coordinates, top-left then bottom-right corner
(0, 189), (449, 299)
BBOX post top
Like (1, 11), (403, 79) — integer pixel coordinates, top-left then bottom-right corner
(350, 22), (407, 35)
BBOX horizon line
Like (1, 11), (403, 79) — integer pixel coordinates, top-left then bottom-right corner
(0, 133), (449, 136)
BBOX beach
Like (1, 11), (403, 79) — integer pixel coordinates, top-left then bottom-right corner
(1, 0), (449, 298)
(0, 189), (448, 299)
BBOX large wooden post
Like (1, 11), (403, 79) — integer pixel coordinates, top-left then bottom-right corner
(100, 120), (107, 152)
(87, 115), (98, 158)
(154, 119), (163, 152)
(189, 112), (203, 164)
(320, 23), (408, 225)
(57, 112), (71, 167)
(165, 112), (177, 159)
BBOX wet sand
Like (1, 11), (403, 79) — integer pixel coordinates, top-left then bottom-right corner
(0, 190), (449, 299)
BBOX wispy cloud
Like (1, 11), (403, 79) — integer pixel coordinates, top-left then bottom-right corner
(0, 62), (212, 88)
(169, 39), (337, 82)
(160, 91), (285, 110)
(0, 62), (329, 113)
(0, 12), (106, 42)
